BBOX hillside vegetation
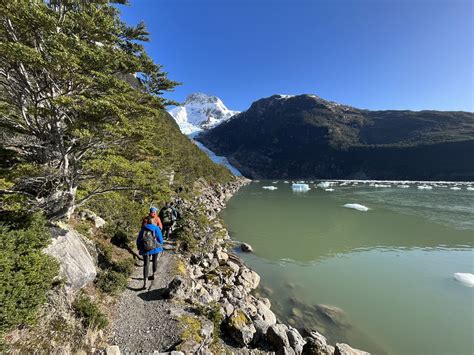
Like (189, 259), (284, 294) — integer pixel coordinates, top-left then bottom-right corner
(199, 94), (474, 180)
(0, 0), (231, 349)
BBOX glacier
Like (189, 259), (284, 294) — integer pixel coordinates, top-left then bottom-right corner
(168, 93), (239, 134)
(168, 93), (242, 176)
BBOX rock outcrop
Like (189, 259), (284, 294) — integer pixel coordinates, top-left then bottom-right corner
(44, 225), (97, 290)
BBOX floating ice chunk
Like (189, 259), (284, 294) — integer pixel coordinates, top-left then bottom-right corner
(417, 185), (433, 190)
(284, 181), (289, 184)
(272, 181), (278, 184)
(467, 187), (474, 191)
(292, 183), (310, 192)
(318, 181), (336, 188)
(262, 186), (277, 190)
(450, 187), (462, 191)
(344, 203), (369, 212)
(397, 185), (410, 188)
(454, 273), (474, 287)
(325, 188), (335, 192)
(374, 184), (391, 188)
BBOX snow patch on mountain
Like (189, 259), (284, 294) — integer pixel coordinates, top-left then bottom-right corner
(168, 93), (239, 134)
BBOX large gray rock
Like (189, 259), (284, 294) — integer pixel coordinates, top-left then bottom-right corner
(256, 300), (277, 326)
(287, 327), (306, 355)
(267, 324), (290, 349)
(44, 226), (97, 290)
(227, 309), (256, 346)
(334, 343), (370, 355)
(302, 331), (334, 355)
(105, 346), (121, 355)
(165, 277), (189, 300)
(315, 304), (350, 328)
(237, 268), (260, 290)
(79, 209), (106, 228)
(240, 243), (254, 252)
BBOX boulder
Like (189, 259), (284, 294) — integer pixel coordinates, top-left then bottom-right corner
(302, 331), (334, 355)
(227, 260), (240, 274)
(165, 277), (189, 300)
(105, 346), (121, 355)
(220, 300), (234, 317)
(240, 243), (254, 252)
(215, 250), (229, 265)
(177, 340), (200, 353)
(44, 226), (97, 290)
(79, 209), (106, 228)
(238, 268), (260, 290)
(267, 324), (290, 349)
(315, 304), (350, 328)
(227, 309), (256, 346)
(287, 327), (306, 355)
(256, 300), (277, 326)
(253, 318), (271, 343)
(334, 343), (370, 355)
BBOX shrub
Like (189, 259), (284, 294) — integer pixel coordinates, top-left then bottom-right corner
(0, 214), (59, 342)
(72, 293), (108, 330)
(95, 258), (133, 295)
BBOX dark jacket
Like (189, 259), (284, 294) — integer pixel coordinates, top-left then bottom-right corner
(136, 224), (163, 255)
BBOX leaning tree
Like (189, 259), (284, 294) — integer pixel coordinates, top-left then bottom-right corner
(0, 0), (178, 219)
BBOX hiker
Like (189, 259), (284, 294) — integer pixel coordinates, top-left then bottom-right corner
(159, 202), (175, 240)
(136, 216), (163, 289)
(141, 207), (163, 230)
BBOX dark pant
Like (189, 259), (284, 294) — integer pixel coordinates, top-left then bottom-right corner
(162, 223), (173, 240)
(143, 253), (158, 281)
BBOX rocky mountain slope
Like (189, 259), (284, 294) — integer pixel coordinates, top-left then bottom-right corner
(168, 93), (239, 134)
(198, 94), (474, 180)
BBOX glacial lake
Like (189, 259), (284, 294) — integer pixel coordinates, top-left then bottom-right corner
(221, 181), (474, 355)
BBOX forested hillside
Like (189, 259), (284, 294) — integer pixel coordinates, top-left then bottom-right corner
(0, 1), (231, 349)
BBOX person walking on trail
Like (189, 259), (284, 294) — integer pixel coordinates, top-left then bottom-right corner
(136, 216), (163, 290)
(159, 202), (175, 240)
(141, 207), (163, 230)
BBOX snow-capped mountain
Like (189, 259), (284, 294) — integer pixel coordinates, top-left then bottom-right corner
(168, 93), (240, 135)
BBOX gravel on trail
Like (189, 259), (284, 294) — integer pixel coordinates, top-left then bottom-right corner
(110, 248), (182, 353)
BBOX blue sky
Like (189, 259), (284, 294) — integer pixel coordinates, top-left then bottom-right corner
(118, 0), (473, 112)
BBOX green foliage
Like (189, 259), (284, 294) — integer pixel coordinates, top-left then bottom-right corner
(95, 242), (133, 295)
(95, 269), (128, 295)
(0, 214), (59, 338)
(72, 293), (108, 330)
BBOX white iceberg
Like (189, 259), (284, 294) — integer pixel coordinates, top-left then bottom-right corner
(453, 273), (474, 287)
(262, 186), (278, 190)
(318, 181), (336, 188)
(344, 203), (369, 212)
(417, 185), (433, 190)
(450, 187), (462, 191)
(374, 184), (391, 188)
(325, 188), (335, 192)
(292, 183), (311, 192)
(397, 185), (410, 188)
(467, 187), (474, 191)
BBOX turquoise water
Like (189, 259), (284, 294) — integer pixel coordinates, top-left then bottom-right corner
(221, 181), (474, 355)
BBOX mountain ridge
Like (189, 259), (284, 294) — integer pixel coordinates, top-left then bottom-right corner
(197, 94), (474, 180)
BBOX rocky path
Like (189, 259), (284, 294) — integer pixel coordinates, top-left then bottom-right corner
(110, 246), (182, 353)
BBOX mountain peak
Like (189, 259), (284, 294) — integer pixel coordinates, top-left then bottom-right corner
(169, 93), (240, 135)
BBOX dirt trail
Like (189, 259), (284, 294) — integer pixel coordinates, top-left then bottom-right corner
(110, 247), (181, 353)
